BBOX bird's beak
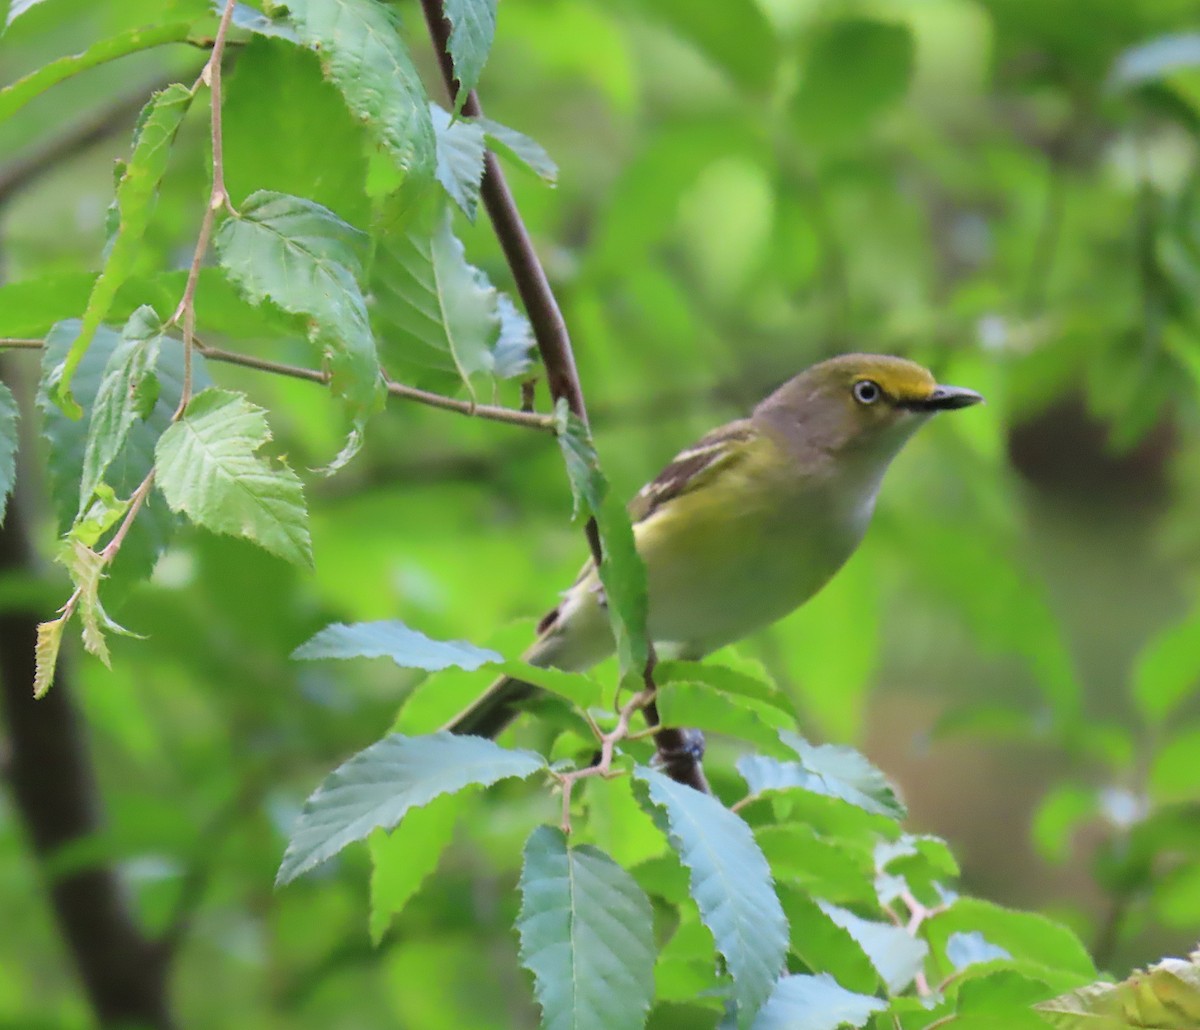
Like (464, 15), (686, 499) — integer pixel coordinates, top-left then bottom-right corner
(904, 385), (984, 412)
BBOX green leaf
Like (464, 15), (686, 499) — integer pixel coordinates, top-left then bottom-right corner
(281, 0), (435, 183)
(230, 0), (298, 40)
(478, 117), (558, 184)
(554, 401), (649, 684)
(816, 902), (928, 995)
(642, 0), (780, 93)
(752, 973), (885, 1030)
(655, 660), (794, 716)
(443, 0), (496, 107)
(39, 321), (206, 581)
(215, 189), (381, 464)
(154, 388), (312, 567)
(926, 898), (1095, 980)
(634, 765), (786, 1026)
(792, 19), (913, 146)
(293, 619), (502, 670)
(1132, 605), (1200, 725)
(654, 682), (793, 756)
(430, 103), (486, 219)
(493, 294), (536, 378)
(778, 887), (880, 996)
(1037, 950), (1200, 1030)
(736, 735), (906, 821)
(371, 203), (499, 400)
(957, 970), (1057, 1029)
(277, 732), (545, 884)
(78, 306), (165, 513)
(368, 791), (463, 944)
(517, 825), (655, 1030)
(0, 382), (17, 526)
(50, 85), (193, 415)
(756, 825), (877, 907)
(0, 23), (193, 123)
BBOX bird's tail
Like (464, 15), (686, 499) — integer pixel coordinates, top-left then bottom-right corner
(443, 673), (539, 738)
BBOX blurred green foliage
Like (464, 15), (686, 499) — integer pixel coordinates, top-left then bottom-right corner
(1, 0), (1199, 1025)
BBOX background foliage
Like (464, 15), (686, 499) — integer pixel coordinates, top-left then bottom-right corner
(1, 0), (1200, 1026)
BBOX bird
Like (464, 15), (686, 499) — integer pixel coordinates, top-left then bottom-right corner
(446, 353), (982, 737)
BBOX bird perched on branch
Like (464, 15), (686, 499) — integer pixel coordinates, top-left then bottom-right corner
(447, 353), (982, 737)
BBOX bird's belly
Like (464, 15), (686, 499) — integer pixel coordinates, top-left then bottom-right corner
(640, 491), (864, 655)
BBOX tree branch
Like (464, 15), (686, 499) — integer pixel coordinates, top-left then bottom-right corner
(419, 1), (708, 791)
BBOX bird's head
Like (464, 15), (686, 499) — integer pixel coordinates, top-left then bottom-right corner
(753, 353), (983, 468)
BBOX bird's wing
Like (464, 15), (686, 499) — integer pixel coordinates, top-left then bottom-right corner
(535, 419), (756, 637)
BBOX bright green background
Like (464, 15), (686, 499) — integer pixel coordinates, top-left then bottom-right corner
(1, 0), (1199, 1025)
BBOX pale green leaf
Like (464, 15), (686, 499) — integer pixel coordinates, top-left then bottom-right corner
(154, 388), (312, 566)
(517, 826), (655, 1030)
(492, 294), (535, 378)
(78, 306), (165, 512)
(479, 117), (558, 184)
(277, 732), (545, 884)
(816, 902), (928, 995)
(444, 0), (496, 106)
(281, 0), (435, 182)
(1037, 951), (1200, 1029)
(230, 1), (298, 40)
(1133, 605), (1200, 725)
(752, 973), (885, 1030)
(34, 615), (66, 699)
(215, 189), (381, 463)
(634, 765), (786, 1026)
(51, 85), (193, 415)
(369, 792), (463, 944)
(293, 619), (501, 670)
(431, 103), (486, 219)
(947, 931), (1013, 971)
(0, 382), (17, 526)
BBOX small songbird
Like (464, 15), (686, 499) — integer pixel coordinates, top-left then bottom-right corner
(447, 354), (982, 737)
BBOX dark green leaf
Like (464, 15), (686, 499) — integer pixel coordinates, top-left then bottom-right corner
(281, 0), (435, 183)
(634, 765), (786, 1026)
(752, 973), (885, 1030)
(444, 0), (496, 107)
(154, 388), (312, 567)
(517, 826), (655, 1030)
(0, 382), (16, 526)
(52, 85), (192, 415)
(293, 619), (501, 670)
(78, 306), (165, 512)
(655, 660), (794, 716)
(277, 732), (545, 884)
(778, 887), (879, 996)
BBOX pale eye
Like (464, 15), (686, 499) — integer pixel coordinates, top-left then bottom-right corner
(853, 380), (881, 405)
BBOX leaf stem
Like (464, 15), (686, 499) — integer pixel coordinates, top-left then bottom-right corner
(99, 471), (156, 563)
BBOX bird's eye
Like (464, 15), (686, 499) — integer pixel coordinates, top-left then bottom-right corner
(853, 380), (881, 405)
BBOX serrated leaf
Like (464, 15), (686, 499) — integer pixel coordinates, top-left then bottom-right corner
(281, 0), (435, 182)
(39, 321), (206, 582)
(736, 735), (906, 822)
(34, 615), (66, 699)
(755, 825), (877, 907)
(78, 306), (165, 512)
(752, 973), (885, 1030)
(492, 294), (535, 378)
(443, 0), (496, 107)
(778, 887), (880, 996)
(63, 541), (112, 666)
(479, 117), (558, 184)
(655, 660), (793, 716)
(634, 765), (786, 1026)
(517, 826), (655, 1030)
(369, 791), (463, 944)
(816, 902), (928, 995)
(554, 401), (649, 683)
(430, 103), (486, 219)
(1037, 951), (1200, 1029)
(215, 189), (381, 464)
(154, 388), (312, 566)
(0, 382), (17, 526)
(371, 203), (498, 400)
(293, 619), (501, 670)
(0, 24), (193, 123)
(277, 731), (545, 884)
(655, 682), (793, 756)
(51, 85), (192, 415)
